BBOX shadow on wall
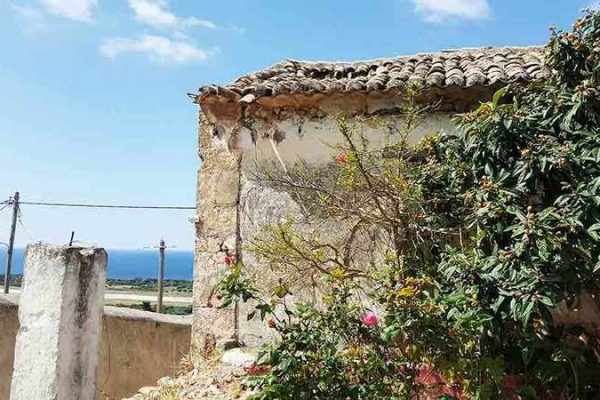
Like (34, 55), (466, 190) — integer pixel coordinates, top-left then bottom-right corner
(0, 295), (191, 400)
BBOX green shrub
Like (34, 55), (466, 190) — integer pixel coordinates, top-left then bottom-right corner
(219, 10), (600, 400)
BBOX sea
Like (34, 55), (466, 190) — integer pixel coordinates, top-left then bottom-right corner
(0, 248), (193, 281)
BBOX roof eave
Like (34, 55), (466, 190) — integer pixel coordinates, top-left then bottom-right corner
(192, 77), (543, 111)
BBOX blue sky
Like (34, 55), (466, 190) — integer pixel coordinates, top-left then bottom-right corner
(0, 0), (595, 250)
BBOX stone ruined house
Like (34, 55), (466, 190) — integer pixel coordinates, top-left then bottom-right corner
(188, 46), (547, 350)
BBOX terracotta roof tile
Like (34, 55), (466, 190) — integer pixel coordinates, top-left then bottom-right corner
(195, 46), (547, 102)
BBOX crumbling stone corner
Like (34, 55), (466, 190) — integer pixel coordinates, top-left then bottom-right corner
(192, 109), (243, 351)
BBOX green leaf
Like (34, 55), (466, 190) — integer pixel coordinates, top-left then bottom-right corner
(523, 301), (535, 325)
(538, 296), (554, 307)
(492, 86), (510, 109)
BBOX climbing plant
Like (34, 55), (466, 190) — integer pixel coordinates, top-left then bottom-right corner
(218, 9), (600, 400)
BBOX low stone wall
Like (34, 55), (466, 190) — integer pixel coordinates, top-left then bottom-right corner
(0, 295), (191, 400)
(0, 296), (18, 400)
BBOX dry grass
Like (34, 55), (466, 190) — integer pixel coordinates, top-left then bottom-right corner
(157, 384), (180, 400)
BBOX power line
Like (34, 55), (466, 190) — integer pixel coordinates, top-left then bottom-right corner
(0, 195), (196, 263)
(19, 201), (195, 210)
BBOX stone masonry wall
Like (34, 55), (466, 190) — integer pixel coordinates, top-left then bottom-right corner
(192, 94), (458, 348)
(193, 90), (600, 351)
(192, 110), (241, 350)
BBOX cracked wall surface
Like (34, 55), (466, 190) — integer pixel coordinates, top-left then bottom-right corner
(237, 179), (302, 346)
(192, 111), (241, 350)
(192, 95), (459, 348)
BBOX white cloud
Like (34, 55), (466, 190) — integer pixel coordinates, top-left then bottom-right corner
(11, 3), (47, 31)
(39, 0), (97, 22)
(127, 0), (217, 30)
(99, 35), (213, 64)
(98, 0), (220, 65)
(411, 0), (491, 22)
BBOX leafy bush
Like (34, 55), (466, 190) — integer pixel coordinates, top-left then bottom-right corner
(219, 10), (600, 400)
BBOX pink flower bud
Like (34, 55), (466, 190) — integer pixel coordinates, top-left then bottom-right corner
(416, 364), (444, 386)
(224, 254), (236, 266)
(361, 311), (379, 327)
(336, 153), (348, 165)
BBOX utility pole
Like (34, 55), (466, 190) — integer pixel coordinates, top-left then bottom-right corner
(68, 231), (75, 246)
(4, 192), (19, 294)
(157, 239), (166, 313)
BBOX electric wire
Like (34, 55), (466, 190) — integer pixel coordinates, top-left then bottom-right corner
(19, 201), (195, 210)
(1, 196), (196, 246)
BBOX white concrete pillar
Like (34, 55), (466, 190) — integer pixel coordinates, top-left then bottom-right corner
(9, 244), (107, 400)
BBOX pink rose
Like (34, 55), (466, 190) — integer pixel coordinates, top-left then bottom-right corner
(224, 254), (236, 266)
(361, 311), (379, 327)
(416, 364), (444, 386)
(502, 374), (522, 396)
(336, 153), (348, 165)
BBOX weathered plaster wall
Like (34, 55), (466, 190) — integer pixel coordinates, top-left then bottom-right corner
(193, 87), (600, 352)
(241, 112), (455, 169)
(0, 295), (191, 400)
(193, 93), (459, 348)
(98, 307), (191, 399)
(9, 245), (106, 400)
(237, 179), (302, 346)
